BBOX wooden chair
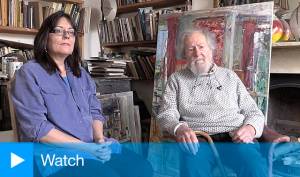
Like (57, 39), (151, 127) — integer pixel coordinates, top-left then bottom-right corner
(6, 80), (19, 142)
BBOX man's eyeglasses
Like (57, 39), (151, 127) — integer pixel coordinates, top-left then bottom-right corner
(50, 27), (76, 37)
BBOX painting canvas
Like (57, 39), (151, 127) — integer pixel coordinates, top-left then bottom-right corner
(151, 2), (274, 140)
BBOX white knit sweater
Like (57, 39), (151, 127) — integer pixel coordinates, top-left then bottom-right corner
(157, 65), (265, 138)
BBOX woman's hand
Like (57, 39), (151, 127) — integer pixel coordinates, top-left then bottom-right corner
(95, 137), (105, 143)
(93, 141), (112, 163)
(82, 142), (112, 163)
(93, 120), (105, 143)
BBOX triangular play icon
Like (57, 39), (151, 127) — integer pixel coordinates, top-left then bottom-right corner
(11, 152), (25, 168)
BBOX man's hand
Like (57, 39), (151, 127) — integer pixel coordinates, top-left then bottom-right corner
(175, 124), (199, 155)
(273, 135), (290, 143)
(231, 125), (256, 143)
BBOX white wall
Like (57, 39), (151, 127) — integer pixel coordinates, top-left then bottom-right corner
(83, 0), (102, 59)
(271, 48), (300, 73)
(192, 0), (213, 10)
(288, 0), (300, 10)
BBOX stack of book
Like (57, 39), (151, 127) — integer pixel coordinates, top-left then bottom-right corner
(0, 41), (33, 79)
(126, 50), (155, 80)
(0, 46), (33, 61)
(117, 0), (153, 6)
(98, 7), (157, 44)
(85, 57), (128, 78)
(98, 6), (186, 44)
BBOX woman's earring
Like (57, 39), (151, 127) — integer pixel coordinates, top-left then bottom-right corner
(44, 48), (48, 53)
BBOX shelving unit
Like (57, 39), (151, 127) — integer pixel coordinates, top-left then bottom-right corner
(99, 0), (187, 48)
(0, 0), (86, 55)
(0, 0), (84, 35)
(45, 0), (83, 3)
(0, 26), (38, 35)
(0, 39), (34, 49)
(102, 40), (156, 47)
(101, 0), (188, 59)
(117, 0), (186, 14)
(272, 41), (300, 48)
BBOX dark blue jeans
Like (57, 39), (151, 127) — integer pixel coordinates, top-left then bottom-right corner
(180, 133), (268, 177)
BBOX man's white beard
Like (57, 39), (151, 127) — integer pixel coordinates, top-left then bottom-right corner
(188, 59), (211, 75)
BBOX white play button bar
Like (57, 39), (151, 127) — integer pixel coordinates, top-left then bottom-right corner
(10, 152), (25, 168)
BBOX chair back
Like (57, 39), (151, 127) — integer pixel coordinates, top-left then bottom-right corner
(6, 79), (19, 142)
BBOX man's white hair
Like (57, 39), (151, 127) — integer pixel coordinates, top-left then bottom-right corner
(176, 28), (216, 59)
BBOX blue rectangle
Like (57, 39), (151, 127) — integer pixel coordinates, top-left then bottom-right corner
(0, 143), (33, 177)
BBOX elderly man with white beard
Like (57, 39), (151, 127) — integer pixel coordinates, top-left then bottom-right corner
(157, 28), (268, 177)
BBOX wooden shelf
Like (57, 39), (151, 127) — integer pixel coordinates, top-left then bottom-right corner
(0, 26), (84, 36)
(131, 78), (154, 81)
(0, 26), (38, 35)
(117, 0), (186, 14)
(272, 41), (300, 48)
(0, 0), (84, 35)
(44, 0), (83, 4)
(92, 77), (132, 81)
(0, 39), (33, 49)
(102, 40), (157, 47)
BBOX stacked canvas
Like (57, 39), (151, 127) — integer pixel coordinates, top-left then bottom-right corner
(97, 91), (141, 143)
(126, 50), (156, 80)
